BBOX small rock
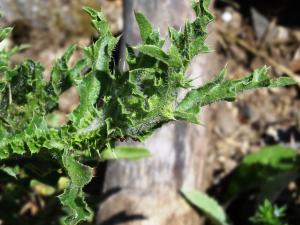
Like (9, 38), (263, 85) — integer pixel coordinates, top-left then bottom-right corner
(290, 47), (300, 72)
(221, 7), (242, 30)
(292, 30), (300, 42)
(222, 11), (233, 23)
(251, 7), (269, 40)
(265, 25), (291, 44)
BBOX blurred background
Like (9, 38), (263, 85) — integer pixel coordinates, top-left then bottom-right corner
(1, 0), (300, 224)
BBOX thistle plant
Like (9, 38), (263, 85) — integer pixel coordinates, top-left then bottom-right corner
(0, 0), (296, 224)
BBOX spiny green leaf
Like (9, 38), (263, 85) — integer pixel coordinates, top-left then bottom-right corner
(83, 35), (119, 73)
(47, 45), (77, 109)
(134, 11), (153, 43)
(270, 76), (297, 87)
(136, 44), (182, 67)
(83, 6), (110, 35)
(135, 45), (170, 65)
(69, 73), (100, 128)
(174, 105), (201, 124)
(168, 0), (214, 68)
(0, 27), (13, 42)
(59, 153), (93, 225)
(176, 67), (295, 123)
(134, 11), (164, 46)
(59, 186), (93, 225)
(62, 153), (93, 187)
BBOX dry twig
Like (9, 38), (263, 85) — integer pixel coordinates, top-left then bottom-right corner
(217, 26), (300, 83)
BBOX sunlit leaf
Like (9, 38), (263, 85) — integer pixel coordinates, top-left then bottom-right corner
(182, 190), (230, 225)
(101, 146), (151, 160)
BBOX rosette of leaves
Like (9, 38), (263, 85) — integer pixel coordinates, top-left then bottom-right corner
(250, 200), (289, 225)
(0, 0), (296, 224)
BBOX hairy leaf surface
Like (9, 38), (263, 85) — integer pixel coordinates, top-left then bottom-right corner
(0, 0), (296, 224)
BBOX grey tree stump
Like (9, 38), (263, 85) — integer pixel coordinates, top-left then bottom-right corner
(97, 0), (220, 225)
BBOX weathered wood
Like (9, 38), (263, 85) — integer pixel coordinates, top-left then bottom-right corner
(97, 0), (220, 224)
